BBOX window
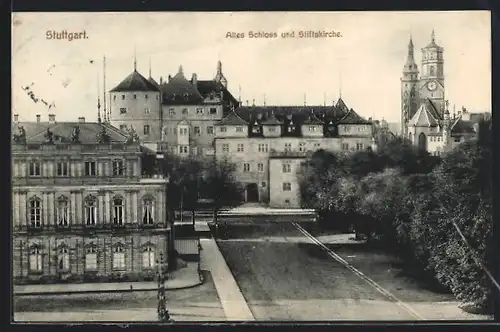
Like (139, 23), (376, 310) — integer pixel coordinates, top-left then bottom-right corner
(282, 182), (292, 191)
(58, 246), (70, 271)
(112, 159), (125, 176)
(29, 161), (41, 176)
(143, 245), (155, 268)
(145, 94), (148, 99)
(237, 144), (244, 152)
(169, 108), (175, 116)
(261, 181), (266, 188)
(85, 245), (97, 271)
(207, 126), (214, 134)
(182, 108), (188, 115)
(57, 197), (69, 227)
(121, 95), (125, 100)
(309, 126), (316, 132)
(179, 128), (188, 135)
(222, 144), (229, 153)
(29, 246), (42, 272)
(258, 163), (264, 172)
(236, 127), (243, 132)
(113, 197), (124, 225)
(113, 245), (125, 270)
(356, 143), (364, 151)
(85, 196), (97, 225)
(454, 137), (461, 142)
(243, 163), (250, 172)
(430, 66), (435, 76)
(119, 125), (128, 131)
(288, 125), (295, 132)
(113, 95), (116, 101)
(284, 143), (292, 152)
(143, 199), (154, 224)
(268, 127), (276, 132)
(156, 95), (159, 100)
(194, 126), (201, 135)
(210, 108), (217, 114)
(56, 161), (69, 176)
(120, 108), (127, 114)
(133, 94), (137, 99)
(179, 146), (189, 154)
(196, 108), (203, 115)
(84, 161), (97, 176)
(258, 144), (268, 152)
(220, 126), (227, 133)
(253, 126), (261, 134)
(314, 143), (321, 149)
(282, 162), (291, 173)
(144, 125), (150, 135)
(29, 198), (42, 228)
(145, 108), (150, 114)
(342, 143), (349, 151)
(299, 142), (306, 152)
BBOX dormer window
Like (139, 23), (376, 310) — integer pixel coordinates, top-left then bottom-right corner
(309, 126), (316, 132)
(182, 108), (188, 115)
(183, 93), (190, 100)
(220, 126), (227, 133)
(236, 127), (243, 132)
(268, 127), (276, 132)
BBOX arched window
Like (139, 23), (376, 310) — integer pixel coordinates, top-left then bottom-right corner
(29, 245), (42, 272)
(58, 245), (70, 271)
(142, 244), (156, 268)
(113, 244), (125, 270)
(85, 244), (97, 271)
(143, 198), (155, 225)
(430, 66), (435, 76)
(57, 196), (69, 227)
(84, 196), (97, 225)
(29, 197), (42, 228)
(113, 197), (124, 225)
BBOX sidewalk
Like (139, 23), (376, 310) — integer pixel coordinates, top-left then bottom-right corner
(14, 262), (202, 296)
(200, 238), (255, 321)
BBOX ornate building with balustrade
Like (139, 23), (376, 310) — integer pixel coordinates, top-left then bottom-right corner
(12, 113), (169, 284)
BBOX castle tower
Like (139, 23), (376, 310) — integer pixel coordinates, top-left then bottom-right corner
(401, 34), (420, 136)
(419, 30), (445, 117)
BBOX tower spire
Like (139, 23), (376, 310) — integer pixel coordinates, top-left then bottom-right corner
(149, 57), (152, 78)
(238, 85), (242, 104)
(103, 55), (107, 122)
(431, 29), (435, 43)
(133, 46), (137, 71)
(97, 72), (101, 123)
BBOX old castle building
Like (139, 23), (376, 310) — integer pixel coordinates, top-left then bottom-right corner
(109, 60), (238, 156)
(12, 114), (169, 284)
(214, 98), (374, 208)
(401, 30), (488, 155)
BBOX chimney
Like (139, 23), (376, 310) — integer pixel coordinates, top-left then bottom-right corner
(78, 117), (85, 123)
(36, 114), (41, 123)
(192, 73), (197, 87)
(168, 75), (172, 82)
(13, 114), (19, 123)
(48, 114), (56, 123)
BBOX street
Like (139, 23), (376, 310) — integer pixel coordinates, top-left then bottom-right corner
(216, 221), (490, 321)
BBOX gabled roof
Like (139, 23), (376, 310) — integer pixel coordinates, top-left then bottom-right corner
(148, 76), (159, 88)
(338, 108), (372, 125)
(160, 67), (205, 105)
(13, 121), (129, 144)
(303, 112), (324, 125)
(335, 97), (349, 114)
(217, 111), (249, 126)
(262, 112), (283, 125)
(423, 99), (443, 121)
(110, 70), (160, 92)
(450, 118), (477, 134)
(192, 79), (239, 109)
(408, 103), (439, 127)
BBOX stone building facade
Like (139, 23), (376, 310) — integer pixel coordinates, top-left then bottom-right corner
(214, 98), (375, 208)
(12, 114), (169, 284)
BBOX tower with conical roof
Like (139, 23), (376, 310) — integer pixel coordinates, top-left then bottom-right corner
(401, 33), (420, 136)
(109, 54), (161, 145)
(419, 29), (445, 117)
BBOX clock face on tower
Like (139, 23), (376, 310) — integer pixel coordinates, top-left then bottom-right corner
(427, 81), (437, 91)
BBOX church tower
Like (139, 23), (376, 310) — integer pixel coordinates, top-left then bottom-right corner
(401, 34), (420, 136)
(214, 60), (228, 88)
(419, 30), (445, 117)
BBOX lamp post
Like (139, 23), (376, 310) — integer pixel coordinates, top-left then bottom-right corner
(156, 252), (171, 322)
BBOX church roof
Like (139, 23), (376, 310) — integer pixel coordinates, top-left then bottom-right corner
(160, 67), (205, 105)
(422, 99), (443, 121)
(408, 103), (439, 127)
(12, 121), (129, 144)
(217, 110), (249, 126)
(338, 108), (372, 125)
(110, 70), (160, 92)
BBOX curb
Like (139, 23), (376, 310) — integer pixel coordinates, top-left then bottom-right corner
(14, 271), (207, 297)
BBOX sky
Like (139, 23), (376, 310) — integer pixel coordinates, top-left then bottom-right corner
(12, 11), (491, 123)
